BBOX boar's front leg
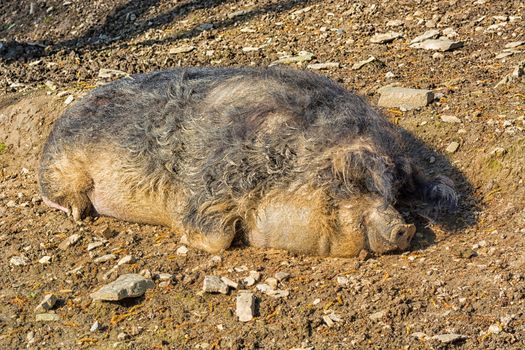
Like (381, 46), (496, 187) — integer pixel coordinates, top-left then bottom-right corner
(180, 200), (239, 254)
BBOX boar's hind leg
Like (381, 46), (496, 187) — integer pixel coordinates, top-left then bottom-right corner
(39, 150), (94, 221)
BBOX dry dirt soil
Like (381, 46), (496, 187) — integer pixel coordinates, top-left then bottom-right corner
(1, 0), (525, 349)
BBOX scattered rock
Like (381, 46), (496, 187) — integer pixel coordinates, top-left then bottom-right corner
(87, 241), (104, 251)
(221, 276), (239, 289)
(487, 323), (502, 334)
(352, 56), (378, 70)
(322, 315), (335, 327)
(35, 313), (60, 322)
(117, 255), (135, 266)
(265, 277), (278, 289)
(441, 115), (461, 123)
(202, 275), (229, 294)
(93, 254), (117, 263)
(505, 41), (525, 49)
(275, 272), (291, 282)
(446, 142), (460, 153)
(370, 32), (403, 44)
(64, 95), (74, 105)
(512, 61), (525, 78)
(98, 68), (129, 80)
(117, 332), (129, 341)
(378, 87), (434, 110)
(58, 233), (81, 250)
(336, 276), (349, 286)
(90, 274), (155, 301)
(236, 291), (256, 322)
(10, 255), (29, 266)
(411, 38), (463, 51)
(90, 320), (100, 332)
(154, 273), (171, 282)
(386, 19), (404, 27)
(431, 333), (467, 344)
(35, 294), (58, 312)
(306, 62), (340, 70)
(242, 46), (260, 52)
(270, 51), (315, 66)
(490, 147), (506, 156)
(369, 310), (387, 321)
(291, 6), (313, 16)
(243, 276), (256, 287)
(256, 283), (272, 293)
(38, 256), (52, 264)
(169, 45), (195, 54)
(176, 245), (189, 256)
(410, 29), (440, 44)
(265, 289), (290, 298)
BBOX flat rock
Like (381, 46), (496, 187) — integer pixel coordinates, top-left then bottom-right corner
(352, 56), (377, 70)
(9, 255), (28, 266)
(410, 29), (440, 44)
(221, 276), (239, 289)
(431, 333), (467, 344)
(369, 310), (387, 320)
(378, 87), (434, 110)
(35, 313), (60, 322)
(90, 274), (154, 301)
(202, 275), (228, 294)
(169, 45), (195, 54)
(98, 68), (129, 80)
(505, 41), (525, 49)
(58, 234), (81, 250)
(270, 51), (314, 66)
(386, 19), (404, 27)
(87, 241), (104, 251)
(93, 254), (116, 263)
(441, 115), (461, 123)
(35, 294), (58, 312)
(176, 245), (189, 255)
(370, 31), (403, 44)
(236, 291), (256, 322)
(306, 62), (340, 70)
(275, 272), (291, 282)
(446, 142), (460, 153)
(411, 38), (463, 51)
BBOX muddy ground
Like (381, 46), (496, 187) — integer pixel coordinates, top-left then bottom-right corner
(1, 0), (524, 349)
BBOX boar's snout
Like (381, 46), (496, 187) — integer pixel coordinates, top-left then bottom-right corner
(365, 202), (416, 254)
(389, 223), (416, 250)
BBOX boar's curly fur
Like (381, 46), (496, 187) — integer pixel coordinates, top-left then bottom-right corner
(39, 67), (457, 254)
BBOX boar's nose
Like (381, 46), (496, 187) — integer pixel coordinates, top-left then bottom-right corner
(389, 224), (416, 250)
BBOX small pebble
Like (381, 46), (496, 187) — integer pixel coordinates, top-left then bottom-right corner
(202, 276), (229, 294)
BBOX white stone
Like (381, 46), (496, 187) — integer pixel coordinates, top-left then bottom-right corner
(176, 245), (189, 255)
(35, 294), (57, 312)
(39, 256), (52, 264)
(378, 87), (434, 110)
(9, 255), (28, 266)
(93, 254), (117, 263)
(236, 291), (256, 322)
(446, 142), (460, 153)
(202, 276), (228, 294)
(410, 38), (463, 51)
(410, 29), (440, 44)
(441, 115), (461, 123)
(370, 32), (403, 44)
(169, 45), (195, 54)
(306, 62), (340, 70)
(58, 234), (81, 250)
(90, 274), (154, 301)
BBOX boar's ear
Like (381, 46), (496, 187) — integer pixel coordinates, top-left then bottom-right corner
(331, 144), (396, 205)
(413, 172), (459, 212)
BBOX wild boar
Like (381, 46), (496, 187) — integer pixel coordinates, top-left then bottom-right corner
(38, 67), (457, 257)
